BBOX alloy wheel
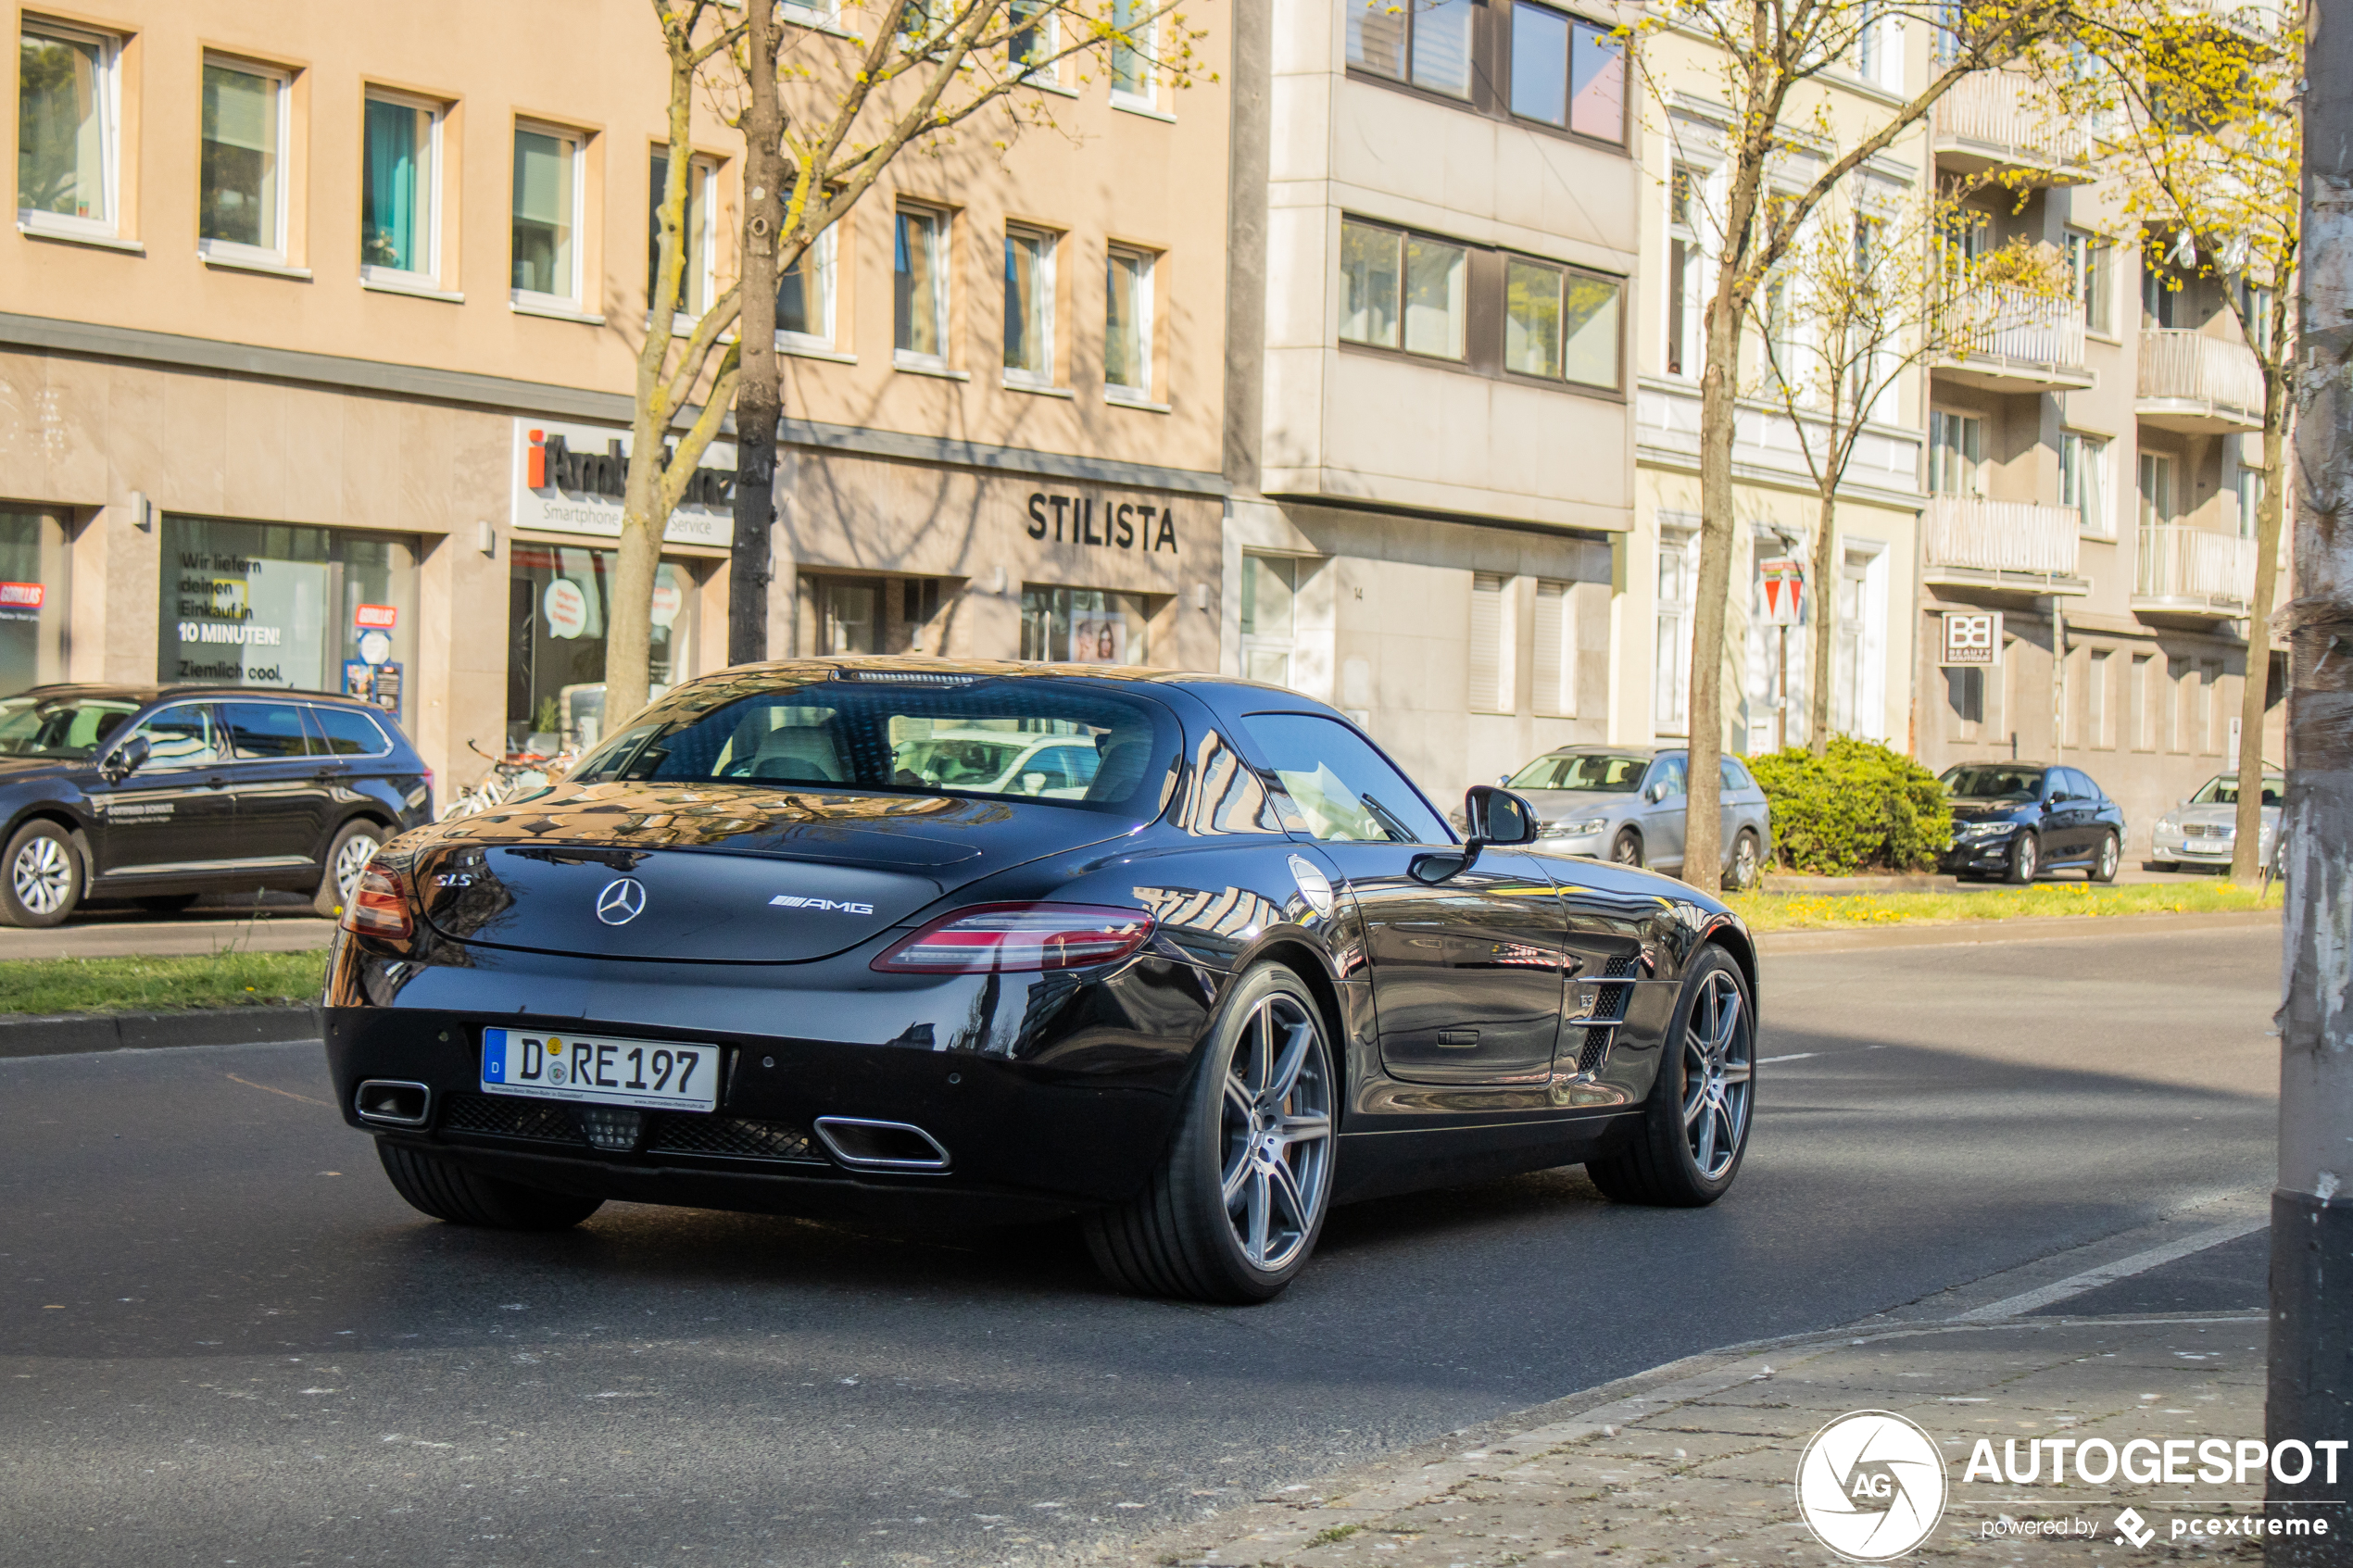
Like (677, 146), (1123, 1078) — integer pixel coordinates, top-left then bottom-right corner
(12, 835), (72, 916)
(1219, 992), (1333, 1273)
(334, 833), (382, 902)
(1731, 834), (1758, 890)
(1679, 970), (1752, 1182)
(2097, 834), (2118, 880)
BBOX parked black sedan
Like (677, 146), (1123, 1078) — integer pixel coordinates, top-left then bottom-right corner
(326, 659), (1760, 1302)
(1938, 762), (2127, 883)
(0, 684), (433, 926)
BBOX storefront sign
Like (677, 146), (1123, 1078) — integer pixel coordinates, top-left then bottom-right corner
(649, 581), (684, 629)
(512, 419), (736, 548)
(355, 603), (397, 630)
(1939, 609), (2004, 668)
(544, 578), (590, 639)
(0, 582), (44, 610)
(1760, 558), (1803, 625)
(1025, 491), (1181, 554)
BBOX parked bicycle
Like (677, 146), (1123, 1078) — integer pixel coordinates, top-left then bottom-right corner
(438, 738), (576, 821)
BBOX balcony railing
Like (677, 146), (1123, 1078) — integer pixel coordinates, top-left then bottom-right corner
(1932, 71), (2093, 171)
(1944, 283), (2087, 370)
(2135, 523), (2256, 610)
(1923, 496), (2082, 579)
(2136, 329), (2265, 423)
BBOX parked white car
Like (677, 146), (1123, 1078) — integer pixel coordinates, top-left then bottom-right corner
(2151, 772), (2283, 872)
(891, 728), (1104, 797)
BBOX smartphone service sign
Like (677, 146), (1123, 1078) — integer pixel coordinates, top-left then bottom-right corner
(511, 419), (736, 547)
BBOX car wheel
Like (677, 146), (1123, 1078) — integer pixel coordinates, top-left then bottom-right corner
(376, 1143), (604, 1230)
(1727, 830), (1761, 892)
(0, 820), (82, 928)
(133, 894), (199, 915)
(2089, 830), (2120, 884)
(1586, 946), (1754, 1207)
(2006, 832), (2039, 884)
(1084, 963), (1336, 1303)
(314, 821), (385, 919)
(1611, 829), (1643, 869)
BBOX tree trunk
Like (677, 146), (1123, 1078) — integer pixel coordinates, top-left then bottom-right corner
(731, 4), (785, 668)
(1806, 486), (1837, 759)
(606, 451), (663, 724)
(2231, 382), (2286, 881)
(1686, 286), (1740, 894)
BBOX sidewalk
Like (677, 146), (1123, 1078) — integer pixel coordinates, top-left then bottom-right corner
(1108, 1314), (2272, 1567)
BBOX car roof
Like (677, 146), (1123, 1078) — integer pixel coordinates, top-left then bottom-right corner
(9, 682), (384, 709)
(1538, 744), (1668, 759)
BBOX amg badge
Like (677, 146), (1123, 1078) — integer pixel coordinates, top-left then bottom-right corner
(769, 895), (876, 914)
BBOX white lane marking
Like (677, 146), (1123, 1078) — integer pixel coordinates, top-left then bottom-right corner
(1947, 1215), (2269, 1321)
(1758, 1053), (1817, 1063)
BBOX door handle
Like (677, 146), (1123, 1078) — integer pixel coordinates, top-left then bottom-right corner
(205, 774), (230, 788)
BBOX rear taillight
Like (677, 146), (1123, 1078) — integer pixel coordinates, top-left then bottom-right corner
(340, 859), (414, 940)
(871, 902), (1154, 974)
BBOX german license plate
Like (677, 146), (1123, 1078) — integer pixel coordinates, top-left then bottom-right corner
(480, 1028), (720, 1111)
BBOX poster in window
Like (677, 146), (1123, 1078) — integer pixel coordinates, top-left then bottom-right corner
(1070, 616), (1126, 664)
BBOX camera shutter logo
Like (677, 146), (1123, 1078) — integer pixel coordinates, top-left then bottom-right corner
(596, 877), (648, 926)
(1794, 1411), (1947, 1561)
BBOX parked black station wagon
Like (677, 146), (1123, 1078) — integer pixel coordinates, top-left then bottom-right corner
(0, 684), (433, 926)
(326, 659), (1760, 1302)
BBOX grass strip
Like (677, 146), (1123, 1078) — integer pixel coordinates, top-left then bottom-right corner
(1726, 878), (2282, 933)
(0, 947), (331, 1016)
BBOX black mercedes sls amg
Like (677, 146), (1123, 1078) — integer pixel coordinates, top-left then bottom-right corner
(326, 659), (1758, 1302)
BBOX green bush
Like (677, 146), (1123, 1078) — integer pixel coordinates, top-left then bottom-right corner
(1746, 737), (1952, 875)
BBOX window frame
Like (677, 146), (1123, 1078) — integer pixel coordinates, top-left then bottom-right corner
(648, 146), (718, 320)
(1008, 0), (1062, 87)
(17, 17), (122, 241)
(1499, 250), (1624, 391)
(510, 119), (587, 311)
(2058, 428), (2113, 538)
(1504, 0), (1627, 147)
(1104, 243), (1157, 402)
(359, 86), (444, 290)
(1109, 0), (1161, 111)
(892, 203), (952, 370)
(1348, 0), (1629, 153)
(1002, 224), (1059, 387)
(778, 220), (839, 353)
(2066, 228), (2113, 337)
(1929, 408), (1983, 496)
(197, 54), (293, 268)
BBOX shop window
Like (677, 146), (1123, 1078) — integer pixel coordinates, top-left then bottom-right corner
(0, 510), (69, 697)
(199, 57), (289, 265)
(1004, 228), (1056, 385)
(18, 20), (120, 239)
(506, 547), (694, 749)
(1239, 553), (1298, 687)
(894, 206), (950, 367)
(779, 222), (837, 349)
(512, 123), (583, 307)
(1504, 257), (1621, 389)
(362, 91), (441, 284)
(1105, 246), (1155, 399)
(1532, 579), (1576, 718)
(1469, 571), (1515, 715)
(1110, 0), (1160, 107)
(1021, 585), (1151, 664)
(158, 516), (418, 722)
(648, 148), (716, 317)
(1508, 5), (1623, 142)
(1347, 0), (1472, 96)
(802, 575), (947, 657)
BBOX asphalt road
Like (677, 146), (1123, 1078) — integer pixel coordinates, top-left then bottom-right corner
(0, 918), (2281, 1568)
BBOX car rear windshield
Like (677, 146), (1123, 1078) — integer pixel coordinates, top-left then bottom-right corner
(0, 695), (139, 759)
(1507, 753), (1648, 792)
(567, 674), (1177, 813)
(1943, 765), (2045, 800)
(2192, 775), (2284, 807)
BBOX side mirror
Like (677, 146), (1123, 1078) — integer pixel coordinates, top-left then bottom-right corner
(102, 734), (150, 784)
(1021, 771), (1048, 794)
(1465, 784), (1541, 847)
(1644, 779), (1668, 804)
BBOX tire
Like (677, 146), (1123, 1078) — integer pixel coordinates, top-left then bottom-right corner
(314, 821), (386, 919)
(1611, 829), (1644, 869)
(376, 1142), (604, 1230)
(133, 894), (199, 915)
(2088, 830), (2120, 884)
(1727, 830), (1761, 892)
(1586, 946), (1755, 1207)
(2005, 831), (2039, 884)
(1084, 964), (1337, 1303)
(0, 820), (82, 928)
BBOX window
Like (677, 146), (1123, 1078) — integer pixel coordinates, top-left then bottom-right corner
(18, 21), (118, 237)
(1239, 712), (1450, 844)
(2238, 277), (2273, 352)
(512, 125), (582, 305)
(2138, 451), (2173, 530)
(2130, 652), (2152, 749)
(2142, 257), (2179, 328)
(1020, 586), (1152, 663)
(815, 575), (881, 655)
(125, 704), (225, 771)
(1646, 754), (1689, 799)
(1655, 527), (1694, 734)
(508, 549), (693, 746)
(1945, 668), (1983, 738)
(1504, 258), (1621, 389)
(1832, 553), (1869, 734)
(2066, 230), (2112, 334)
(1009, 0), (1055, 82)
(1930, 410), (1982, 495)
(1105, 246), (1154, 397)
(783, 0), (840, 25)
(222, 700), (317, 759)
(2167, 656), (2190, 751)
(2087, 648), (2109, 747)
(1532, 579), (1576, 717)
(1667, 165), (1703, 378)
(1339, 219), (1465, 359)
(2234, 465), (2265, 540)
(161, 516), (418, 701)
(893, 206), (950, 365)
(1347, 0), (1474, 96)
(1854, 7), (1898, 87)
(361, 92), (439, 282)
(2059, 431), (2110, 537)
(1469, 571), (1515, 714)
(199, 58), (288, 263)
(2200, 659), (2223, 752)
(0, 509), (69, 697)
(1003, 229), (1056, 383)
(1239, 554), (1298, 687)
(308, 706), (393, 757)
(648, 150), (715, 316)
(1110, 0), (1159, 105)
(778, 223), (837, 347)
(1508, 5), (1623, 142)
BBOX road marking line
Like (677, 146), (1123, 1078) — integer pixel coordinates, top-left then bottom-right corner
(225, 1073), (332, 1108)
(1759, 1053), (1817, 1063)
(1947, 1216), (2269, 1321)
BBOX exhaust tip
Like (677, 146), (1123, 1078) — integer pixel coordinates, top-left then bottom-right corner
(355, 1079), (432, 1128)
(812, 1116), (950, 1172)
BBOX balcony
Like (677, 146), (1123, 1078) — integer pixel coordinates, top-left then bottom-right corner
(1922, 496), (2090, 596)
(1932, 70), (2094, 183)
(1934, 283), (2094, 393)
(2135, 329), (2265, 433)
(2133, 523), (2256, 620)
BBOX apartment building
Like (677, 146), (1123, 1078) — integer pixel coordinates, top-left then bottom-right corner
(2, 0), (1227, 786)
(1916, 58), (2285, 848)
(1220, 0), (1641, 798)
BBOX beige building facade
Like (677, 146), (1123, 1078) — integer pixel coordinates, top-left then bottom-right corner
(3, 0), (1230, 791)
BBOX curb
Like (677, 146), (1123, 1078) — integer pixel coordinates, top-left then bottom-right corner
(0, 1005), (321, 1059)
(1754, 904), (2281, 954)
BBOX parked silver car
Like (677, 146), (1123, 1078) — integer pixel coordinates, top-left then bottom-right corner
(1464, 746), (1775, 889)
(2151, 771), (2283, 872)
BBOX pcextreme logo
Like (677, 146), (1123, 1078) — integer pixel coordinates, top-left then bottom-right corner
(1794, 1411), (1949, 1562)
